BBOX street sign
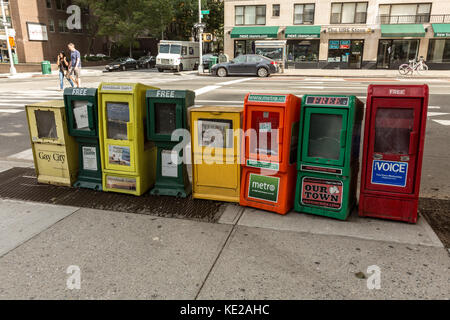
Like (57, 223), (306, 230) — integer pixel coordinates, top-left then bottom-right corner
(201, 10), (210, 15)
(0, 21), (11, 28)
(194, 23), (206, 29)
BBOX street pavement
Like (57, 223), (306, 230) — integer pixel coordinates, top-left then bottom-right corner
(0, 68), (449, 299)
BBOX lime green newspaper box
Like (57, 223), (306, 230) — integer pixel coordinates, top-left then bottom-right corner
(98, 83), (159, 196)
(294, 95), (364, 220)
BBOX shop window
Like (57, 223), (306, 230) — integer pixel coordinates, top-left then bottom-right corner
(234, 40), (255, 57)
(287, 40), (319, 63)
(328, 40), (364, 68)
(379, 3), (431, 24)
(235, 5), (266, 25)
(377, 39), (419, 69)
(273, 4), (280, 17)
(294, 4), (315, 24)
(330, 2), (367, 24)
(427, 39), (450, 63)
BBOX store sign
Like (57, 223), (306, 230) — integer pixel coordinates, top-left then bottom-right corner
(435, 32), (450, 37)
(26, 23), (48, 41)
(238, 34), (271, 39)
(326, 27), (372, 34)
(339, 40), (350, 49)
(301, 177), (343, 210)
(286, 33), (319, 39)
(329, 40), (339, 49)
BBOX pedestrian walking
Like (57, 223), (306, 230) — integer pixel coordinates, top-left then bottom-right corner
(57, 51), (74, 91)
(68, 43), (82, 88)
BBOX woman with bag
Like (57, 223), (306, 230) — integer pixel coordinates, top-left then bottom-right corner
(57, 51), (74, 91)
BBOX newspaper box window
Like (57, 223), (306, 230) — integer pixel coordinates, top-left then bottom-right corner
(359, 85), (429, 223)
(240, 93), (301, 215)
(191, 106), (243, 203)
(98, 83), (159, 196)
(64, 88), (103, 190)
(26, 100), (78, 187)
(146, 90), (195, 197)
(294, 95), (364, 220)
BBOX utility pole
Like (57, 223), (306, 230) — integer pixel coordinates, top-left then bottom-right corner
(0, 0), (16, 75)
(197, 0), (203, 74)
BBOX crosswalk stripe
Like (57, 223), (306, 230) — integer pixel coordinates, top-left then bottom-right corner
(8, 148), (34, 161)
(0, 108), (24, 113)
(427, 112), (449, 117)
(433, 120), (450, 126)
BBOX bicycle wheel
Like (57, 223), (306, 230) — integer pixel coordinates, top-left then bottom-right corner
(416, 64), (429, 76)
(399, 64), (411, 76)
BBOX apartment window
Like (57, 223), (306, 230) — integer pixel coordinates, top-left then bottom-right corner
(294, 4), (315, 24)
(379, 3), (431, 24)
(331, 2), (367, 24)
(48, 19), (55, 32)
(427, 39), (450, 63)
(46, 0), (52, 9)
(55, 0), (67, 11)
(235, 5), (266, 25)
(273, 4), (280, 17)
(58, 19), (68, 33)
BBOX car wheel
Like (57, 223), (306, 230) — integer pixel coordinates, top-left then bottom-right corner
(146, 63), (150, 69)
(158, 68), (163, 73)
(122, 65), (126, 71)
(257, 67), (268, 78)
(217, 67), (227, 77)
(135, 64), (139, 70)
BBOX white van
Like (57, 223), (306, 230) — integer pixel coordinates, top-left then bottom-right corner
(156, 40), (199, 72)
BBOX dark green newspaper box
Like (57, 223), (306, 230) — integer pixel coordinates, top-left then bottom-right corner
(146, 89), (195, 197)
(294, 95), (364, 220)
(64, 88), (102, 190)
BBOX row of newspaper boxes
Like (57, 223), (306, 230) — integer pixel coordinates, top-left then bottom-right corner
(25, 83), (429, 223)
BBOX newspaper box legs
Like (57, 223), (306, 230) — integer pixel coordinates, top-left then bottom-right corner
(240, 94), (301, 215)
(98, 83), (159, 196)
(359, 85), (429, 223)
(294, 95), (364, 220)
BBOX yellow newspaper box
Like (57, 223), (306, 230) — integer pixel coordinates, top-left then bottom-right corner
(25, 100), (78, 186)
(191, 106), (243, 203)
(98, 83), (159, 195)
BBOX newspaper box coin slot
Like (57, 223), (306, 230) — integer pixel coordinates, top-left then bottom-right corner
(359, 85), (429, 223)
(146, 90), (195, 197)
(240, 93), (301, 215)
(98, 83), (159, 196)
(64, 88), (102, 190)
(191, 106), (243, 203)
(294, 95), (364, 220)
(26, 100), (79, 187)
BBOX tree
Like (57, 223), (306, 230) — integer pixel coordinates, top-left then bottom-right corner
(202, 0), (224, 51)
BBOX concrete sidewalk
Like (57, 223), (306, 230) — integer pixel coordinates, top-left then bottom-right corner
(0, 67), (103, 79)
(275, 68), (450, 79)
(0, 197), (448, 300)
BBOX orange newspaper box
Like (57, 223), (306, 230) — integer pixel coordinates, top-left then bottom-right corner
(240, 93), (301, 214)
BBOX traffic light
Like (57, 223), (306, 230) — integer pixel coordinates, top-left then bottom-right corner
(8, 37), (15, 48)
(202, 33), (213, 42)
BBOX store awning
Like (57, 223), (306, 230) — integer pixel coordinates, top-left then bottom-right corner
(230, 26), (279, 39)
(381, 24), (425, 37)
(284, 26), (321, 38)
(432, 24), (450, 37)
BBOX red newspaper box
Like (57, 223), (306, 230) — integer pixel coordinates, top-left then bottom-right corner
(359, 85), (429, 223)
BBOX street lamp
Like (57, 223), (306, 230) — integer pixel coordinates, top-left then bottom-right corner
(0, 0), (16, 75)
(197, 0), (203, 74)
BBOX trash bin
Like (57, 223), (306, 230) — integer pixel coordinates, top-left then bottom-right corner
(209, 56), (218, 71)
(26, 100), (79, 186)
(41, 60), (52, 75)
(12, 53), (18, 65)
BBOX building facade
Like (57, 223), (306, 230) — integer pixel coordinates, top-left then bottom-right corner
(224, 0), (450, 69)
(0, 0), (104, 64)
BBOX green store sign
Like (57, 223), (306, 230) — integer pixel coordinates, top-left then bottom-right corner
(248, 173), (280, 203)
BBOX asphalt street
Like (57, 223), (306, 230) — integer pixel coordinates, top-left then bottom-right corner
(0, 68), (449, 199)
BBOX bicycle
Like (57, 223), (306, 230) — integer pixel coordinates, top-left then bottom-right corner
(398, 56), (429, 76)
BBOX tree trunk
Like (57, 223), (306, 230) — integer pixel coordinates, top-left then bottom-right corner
(129, 41), (133, 58)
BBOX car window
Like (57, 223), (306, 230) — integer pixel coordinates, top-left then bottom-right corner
(247, 55), (263, 63)
(233, 55), (247, 63)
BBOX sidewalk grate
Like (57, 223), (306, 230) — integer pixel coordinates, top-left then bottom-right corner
(419, 198), (450, 249)
(0, 167), (225, 223)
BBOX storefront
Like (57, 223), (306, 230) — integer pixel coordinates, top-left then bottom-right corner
(427, 24), (450, 69)
(327, 39), (364, 69)
(284, 26), (321, 69)
(230, 26), (279, 57)
(376, 24), (425, 69)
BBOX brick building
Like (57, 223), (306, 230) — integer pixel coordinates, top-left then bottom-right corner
(1, 0), (105, 64)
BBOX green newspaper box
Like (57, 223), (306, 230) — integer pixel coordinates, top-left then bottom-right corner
(64, 87), (102, 190)
(146, 89), (195, 197)
(294, 95), (364, 220)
